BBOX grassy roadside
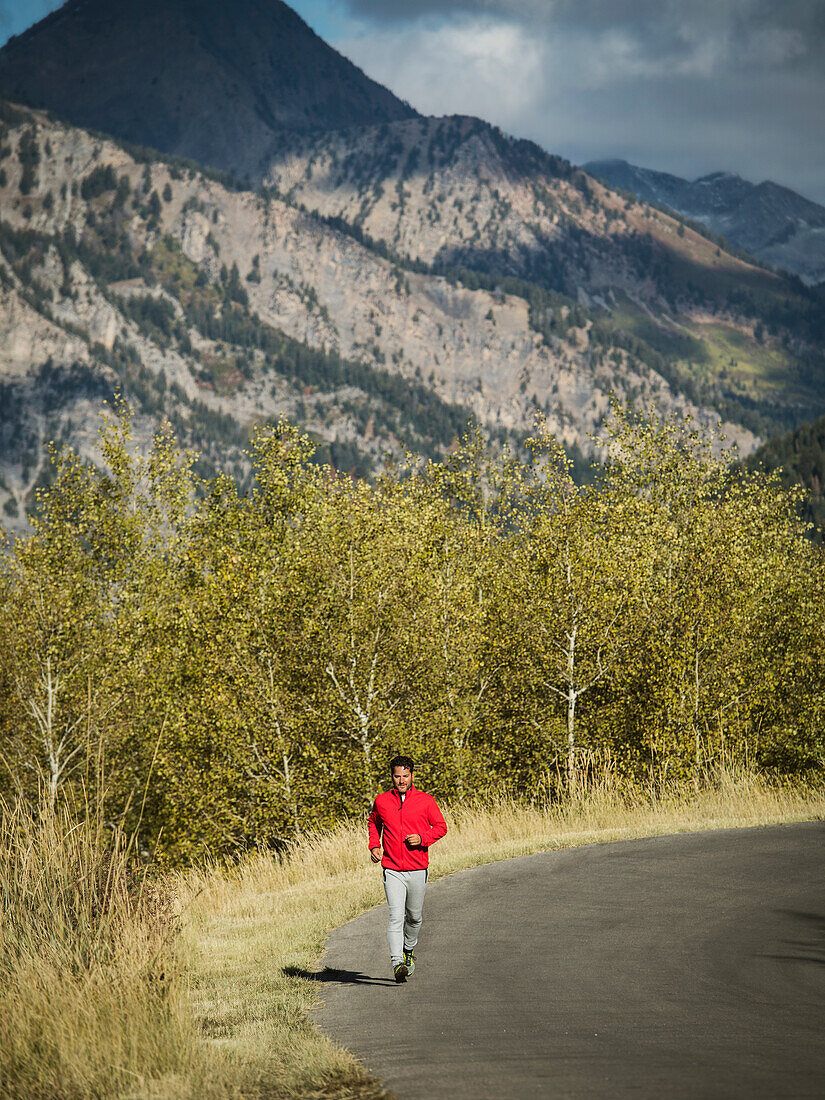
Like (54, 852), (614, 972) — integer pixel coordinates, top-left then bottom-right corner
(1, 775), (820, 1099)
(178, 772), (825, 1099)
(0, 796), (223, 1100)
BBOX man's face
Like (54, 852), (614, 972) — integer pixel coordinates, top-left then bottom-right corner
(391, 766), (413, 793)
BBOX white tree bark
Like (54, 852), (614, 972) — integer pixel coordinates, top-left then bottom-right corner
(248, 659), (302, 833)
(18, 656), (85, 807)
(326, 639), (394, 798)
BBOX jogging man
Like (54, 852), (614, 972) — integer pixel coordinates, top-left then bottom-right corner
(368, 755), (447, 983)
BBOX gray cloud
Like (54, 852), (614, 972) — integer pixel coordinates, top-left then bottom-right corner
(344, 0), (825, 39)
(329, 0), (825, 203)
(342, 0), (825, 73)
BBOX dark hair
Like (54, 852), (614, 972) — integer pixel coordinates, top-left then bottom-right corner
(389, 754), (414, 774)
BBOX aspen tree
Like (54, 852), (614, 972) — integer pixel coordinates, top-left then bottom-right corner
(504, 423), (658, 791)
(1, 404), (823, 859)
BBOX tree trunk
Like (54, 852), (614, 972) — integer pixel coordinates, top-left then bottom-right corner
(567, 684), (577, 792)
(566, 620), (578, 792)
(360, 721), (374, 799)
(281, 750), (301, 836)
(693, 644), (701, 792)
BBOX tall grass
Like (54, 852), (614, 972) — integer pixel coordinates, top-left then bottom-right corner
(0, 793), (215, 1100)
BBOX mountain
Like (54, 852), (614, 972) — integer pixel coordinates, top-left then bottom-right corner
(2, 1), (825, 531)
(0, 0), (416, 181)
(584, 159), (825, 286)
(262, 115), (825, 437)
(0, 102), (770, 529)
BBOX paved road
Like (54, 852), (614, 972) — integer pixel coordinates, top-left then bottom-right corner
(313, 823), (825, 1099)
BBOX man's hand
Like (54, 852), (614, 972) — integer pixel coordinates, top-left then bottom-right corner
(405, 833), (422, 847)
(370, 847), (382, 863)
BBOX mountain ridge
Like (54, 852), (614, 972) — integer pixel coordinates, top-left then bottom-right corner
(261, 114), (825, 437)
(584, 158), (825, 285)
(1, 1), (825, 530)
(0, 0), (417, 180)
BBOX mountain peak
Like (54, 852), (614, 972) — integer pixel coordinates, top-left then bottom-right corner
(695, 170), (744, 185)
(0, 0), (418, 179)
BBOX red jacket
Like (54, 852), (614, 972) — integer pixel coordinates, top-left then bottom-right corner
(368, 785), (447, 871)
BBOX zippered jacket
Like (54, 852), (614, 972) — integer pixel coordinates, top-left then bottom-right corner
(368, 785), (447, 871)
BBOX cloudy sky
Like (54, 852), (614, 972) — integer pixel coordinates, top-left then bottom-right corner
(2, 0), (823, 203)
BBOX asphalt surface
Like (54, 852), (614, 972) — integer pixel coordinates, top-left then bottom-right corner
(313, 823), (825, 1099)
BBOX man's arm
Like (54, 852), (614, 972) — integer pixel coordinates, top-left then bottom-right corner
(418, 796), (447, 847)
(368, 801), (383, 860)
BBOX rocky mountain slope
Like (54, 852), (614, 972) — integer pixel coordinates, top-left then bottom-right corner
(0, 102), (773, 529)
(0, 0), (416, 181)
(263, 116), (825, 435)
(585, 159), (825, 286)
(7, 0), (822, 295)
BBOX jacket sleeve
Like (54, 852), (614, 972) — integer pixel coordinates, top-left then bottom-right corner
(367, 800), (383, 850)
(419, 796), (447, 848)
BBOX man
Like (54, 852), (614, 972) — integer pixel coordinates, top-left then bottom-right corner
(368, 755), (448, 983)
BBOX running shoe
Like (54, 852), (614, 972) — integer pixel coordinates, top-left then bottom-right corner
(403, 949), (415, 975)
(393, 961), (408, 983)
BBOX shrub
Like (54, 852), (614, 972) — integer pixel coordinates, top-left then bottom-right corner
(80, 164), (117, 201)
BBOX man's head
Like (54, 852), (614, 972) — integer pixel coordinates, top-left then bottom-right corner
(389, 754), (414, 793)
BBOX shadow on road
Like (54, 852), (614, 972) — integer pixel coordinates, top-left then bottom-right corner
(284, 965), (396, 987)
(766, 910), (825, 966)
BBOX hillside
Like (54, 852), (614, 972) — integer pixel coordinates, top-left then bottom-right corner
(0, 0), (823, 490)
(0, 102), (766, 529)
(264, 115), (825, 437)
(1, 2), (825, 531)
(3, 94), (825, 532)
(0, 0), (416, 181)
(585, 159), (825, 286)
(3, 103), (783, 528)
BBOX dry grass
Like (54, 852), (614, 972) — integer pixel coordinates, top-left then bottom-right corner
(0, 795), (226, 1100)
(179, 770), (825, 1099)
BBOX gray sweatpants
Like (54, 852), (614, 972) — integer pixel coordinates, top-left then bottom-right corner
(383, 867), (428, 964)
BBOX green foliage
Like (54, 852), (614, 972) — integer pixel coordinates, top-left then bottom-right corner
(147, 189), (162, 224)
(1, 406), (822, 863)
(61, 218), (144, 285)
(220, 260), (248, 307)
(747, 413), (825, 538)
(16, 127), (39, 196)
(79, 164), (117, 201)
(116, 292), (178, 346)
